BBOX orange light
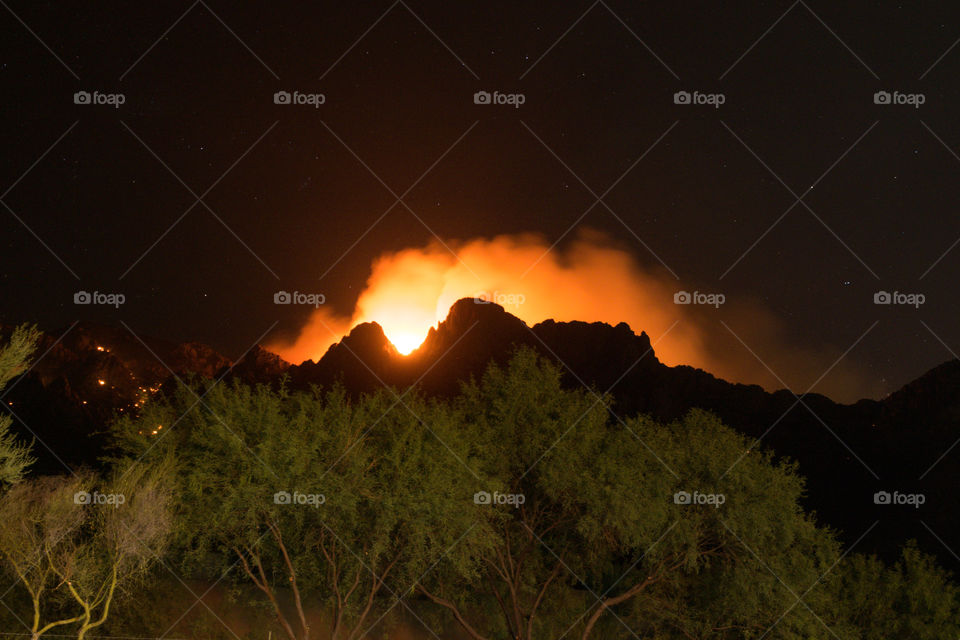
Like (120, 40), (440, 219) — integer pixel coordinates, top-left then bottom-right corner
(269, 234), (698, 364)
(267, 233), (822, 397)
(97, 379), (105, 386)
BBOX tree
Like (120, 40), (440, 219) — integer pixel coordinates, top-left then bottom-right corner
(0, 324), (41, 486)
(419, 348), (844, 640)
(611, 409), (842, 640)
(116, 381), (494, 640)
(417, 347), (617, 640)
(0, 460), (173, 639)
(830, 542), (960, 639)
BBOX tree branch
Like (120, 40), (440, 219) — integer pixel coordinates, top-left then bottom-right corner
(417, 584), (491, 640)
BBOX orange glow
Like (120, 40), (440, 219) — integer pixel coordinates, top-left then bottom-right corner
(352, 249), (451, 355)
(267, 231), (703, 366)
(265, 231), (874, 401)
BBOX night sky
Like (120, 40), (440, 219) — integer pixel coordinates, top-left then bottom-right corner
(2, 1), (960, 401)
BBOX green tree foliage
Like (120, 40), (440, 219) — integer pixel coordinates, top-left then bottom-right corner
(829, 542), (960, 639)
(110, 348), (960, 639)
(616, 410), (842, 640)
(0, 324), (41, 486)
(116, 381), (496, 640)
(418, 348), (843, 640)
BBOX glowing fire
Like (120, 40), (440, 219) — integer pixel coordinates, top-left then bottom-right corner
(268, 231), (700, 363)
(265, 231), (875, 402)
(352, 255), (449, 355)
(377, 320), (432, 356)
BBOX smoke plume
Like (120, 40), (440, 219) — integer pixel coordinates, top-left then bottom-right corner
(266, 231), (876, 402)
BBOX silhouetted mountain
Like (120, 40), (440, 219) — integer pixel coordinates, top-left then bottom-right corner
(226, 345), (291, 385)
(3, 302), (959, 570)
(288, 322), (404, 391)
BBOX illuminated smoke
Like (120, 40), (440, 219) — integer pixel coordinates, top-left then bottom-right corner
(266, 231), (875, 402)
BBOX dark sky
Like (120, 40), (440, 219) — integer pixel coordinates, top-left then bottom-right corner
(2, 1), (959, 400)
